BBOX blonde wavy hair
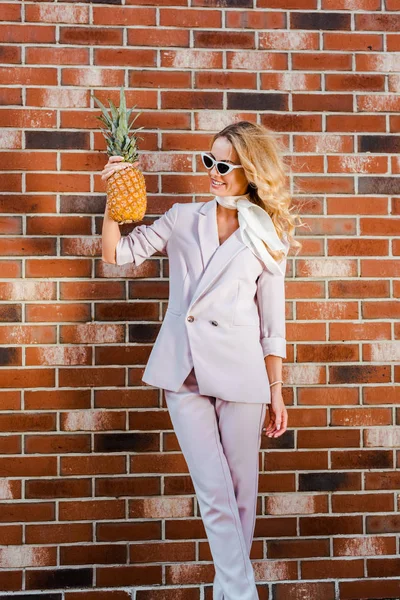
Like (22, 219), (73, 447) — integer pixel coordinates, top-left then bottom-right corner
(211, 121), (305, 262)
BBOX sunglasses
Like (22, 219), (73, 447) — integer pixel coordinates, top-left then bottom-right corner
(201, 152), (244, 176)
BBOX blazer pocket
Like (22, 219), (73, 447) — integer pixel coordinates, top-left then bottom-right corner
(232, 280), (259, 327)
(167, 268), (189, 316)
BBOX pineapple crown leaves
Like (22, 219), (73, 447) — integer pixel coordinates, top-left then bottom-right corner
(118, 86), (127, 131)
(91, 87), (145, 142)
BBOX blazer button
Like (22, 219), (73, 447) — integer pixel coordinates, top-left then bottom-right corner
(211, 320), (218, 326)
(187, 315), (195, 322)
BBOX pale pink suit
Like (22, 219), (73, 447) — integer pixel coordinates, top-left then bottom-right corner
(115, 198), (288, 600)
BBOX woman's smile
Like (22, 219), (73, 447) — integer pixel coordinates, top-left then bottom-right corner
(211, 178), (226, 188)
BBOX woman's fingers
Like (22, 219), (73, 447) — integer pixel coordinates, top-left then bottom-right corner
(103, 163), (131, 177)
(264, 411), (276, 435)
(107, 156), (140, 167)
(101, 158), (141, 181)
(271, 409), (288, 438)
(263, 404), (288, 438)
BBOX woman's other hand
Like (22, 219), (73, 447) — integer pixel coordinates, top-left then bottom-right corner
(263, 391), (288, 438)
(101, 156), (141, 182)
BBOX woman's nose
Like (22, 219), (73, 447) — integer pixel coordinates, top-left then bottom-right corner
(210, 165), (219, 178)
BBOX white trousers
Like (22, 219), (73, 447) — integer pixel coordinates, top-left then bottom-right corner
(164, 367), (267, 600)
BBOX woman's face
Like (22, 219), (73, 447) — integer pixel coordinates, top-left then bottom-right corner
(208, 137), (249, 197)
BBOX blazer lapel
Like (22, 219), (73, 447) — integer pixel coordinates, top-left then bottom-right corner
(188, 199), (246, 311)
(197, 198), (219, 271)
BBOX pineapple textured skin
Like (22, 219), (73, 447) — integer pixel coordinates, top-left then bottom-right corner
(106, 166), (147, 224)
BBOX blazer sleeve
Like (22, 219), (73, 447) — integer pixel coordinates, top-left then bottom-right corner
(115, 202), (179, 266)
(256, 253), (288, 359)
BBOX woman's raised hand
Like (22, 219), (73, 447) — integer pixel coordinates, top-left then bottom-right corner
(101, 155), (141, 182)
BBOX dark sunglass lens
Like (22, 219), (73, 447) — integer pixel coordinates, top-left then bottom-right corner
(218, 163), (230, 175)
(203, 155), (213, 168)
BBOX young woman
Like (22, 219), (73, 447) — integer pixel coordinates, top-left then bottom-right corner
(101, 121), (301, 600)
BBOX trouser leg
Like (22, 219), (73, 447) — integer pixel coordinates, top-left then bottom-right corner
(212, 398), (267, 600)
(164, 368), (264, 600)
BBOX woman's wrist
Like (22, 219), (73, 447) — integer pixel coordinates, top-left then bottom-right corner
(270, 381), (283, 395)
(269, 379), (283, 388)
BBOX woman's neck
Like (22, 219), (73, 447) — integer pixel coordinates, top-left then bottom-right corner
(215, 192), (251, 211)
(214, 192), (251, 223)
(216, 204), (238, 221)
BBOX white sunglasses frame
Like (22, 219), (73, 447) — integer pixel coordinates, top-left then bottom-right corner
(201, 152), (244, 176)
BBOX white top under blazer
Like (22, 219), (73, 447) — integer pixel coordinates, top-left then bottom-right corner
(115, 198), (289, 404)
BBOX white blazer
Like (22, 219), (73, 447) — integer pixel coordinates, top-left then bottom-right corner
(114, 198), (289, 404)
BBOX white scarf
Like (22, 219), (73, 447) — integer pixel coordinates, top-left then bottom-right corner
(215, 193), (288, 276)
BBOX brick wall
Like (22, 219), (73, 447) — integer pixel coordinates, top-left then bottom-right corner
(1, 0), (399, 599)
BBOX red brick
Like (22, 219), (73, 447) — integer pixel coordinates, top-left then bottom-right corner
(0, 435), (21, 454)
(136, 590), (199, 600)
(360, 217), (400, 236)
(327, 114), (386, 132)
(363, 385), (400, 405)
(229, 11), (285, 31)
(324, 32), (382, 52)
(160, 9), (220, 28)
(363, 301), (400, 320)
(331, 450), (393, 470)
(256, 517), (297, 539)
(130, 541), (195, 563)
(334, 535), (396, 556)
(301, 558), (364, 579)
(327, 195), (388, 215)
(366, 515), (400, 534)
(268, 538), (329, 559)
(340, 579), (400, 599)
(26, 258), (92, 278)
(0, 502), (54, 523)
(297, 429), (360, 449)
(330, 365), (391, 385)
(166, 518), (206, 541)
(300, 516), (363, 536)
(365, 471), (400, 490)
(59, 499), (125, 521)
(285, 408), (327, 427)
(273, 582), (335, 600)
(0, 366), (55, 390)
(332, 493), (394, 513)
(330, 320), (391, 341)
(259, 473), (295, 492)
(293, 53), (351, 71)
(25, 434), (91, 455)
(26, 303), (91, 323)
(331, 407), (392, 426)
(100, 565), (163, 587)
(298, 386), (359, 405)
(296, 300), (358, 320)
(367, 558), (400, 578)
(330, 279), (390, 298)
(130, 71), (190, 88)
(264, 451), (328, 471)
(166, 563), (216, 585)
(297, 343), (359, 362)
(60, 456), (126, 476)
(0, 570), (22, 591)
(97, 521), (161, 543)
(93, 6), (154, 27)
(60, 281), (125, 300)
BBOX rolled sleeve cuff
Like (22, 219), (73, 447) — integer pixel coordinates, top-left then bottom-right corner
(261, 337), (286, 359)
(115, 236), (134, 266)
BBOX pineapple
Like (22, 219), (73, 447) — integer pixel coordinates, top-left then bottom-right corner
(91, 86), (147, 224)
